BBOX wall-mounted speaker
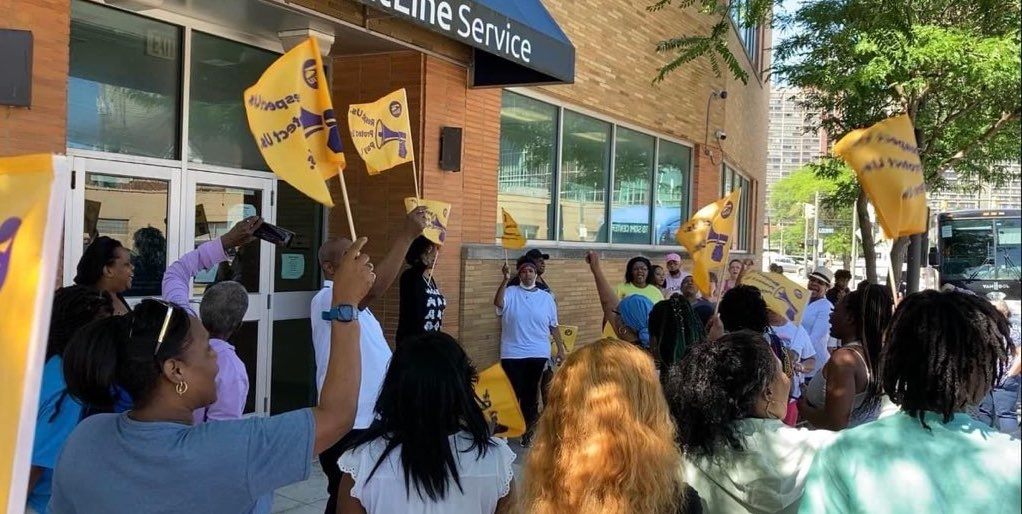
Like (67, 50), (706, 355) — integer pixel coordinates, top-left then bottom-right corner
(0, 29), (33, 107)
(440, 127), (462, 172)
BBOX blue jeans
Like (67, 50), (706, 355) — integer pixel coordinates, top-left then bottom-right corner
(977, 375), (1021, 436)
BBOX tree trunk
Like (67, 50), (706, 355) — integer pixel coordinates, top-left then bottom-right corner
(856, 191), (878, 283)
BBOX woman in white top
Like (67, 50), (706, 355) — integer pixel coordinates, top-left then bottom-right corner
(799, 284), (893, 430)
(493, 257), (565, 446)
(337, 332), (517, 514)
(667, 331), (837, 514)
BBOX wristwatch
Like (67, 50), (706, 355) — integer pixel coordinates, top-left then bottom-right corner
(322, 304), (359, 322)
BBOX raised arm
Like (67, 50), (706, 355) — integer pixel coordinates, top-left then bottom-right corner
(162, 217), (260, 313)
(359, 207), (428, 310)
(494, 262), (510, 310)
(312, 237), (373, 454)
(586, 251), (619, 322)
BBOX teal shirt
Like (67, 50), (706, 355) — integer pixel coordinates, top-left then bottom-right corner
(800, 411), (1021, 514)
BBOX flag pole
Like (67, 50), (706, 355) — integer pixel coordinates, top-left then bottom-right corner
(427, 246), (439, 284)
(411, 160), (421, 200)
(336, 167), (357, 239)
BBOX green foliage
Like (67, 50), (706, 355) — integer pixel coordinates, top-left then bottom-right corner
(649, 0), (774, 84)
(769, 166), (856, 260)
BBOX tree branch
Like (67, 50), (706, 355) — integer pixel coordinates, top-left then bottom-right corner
(935, 109), (1021, 176)
(926, 99), (985, 152)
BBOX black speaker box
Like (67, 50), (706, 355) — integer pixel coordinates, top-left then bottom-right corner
(440, 127), (462, 171)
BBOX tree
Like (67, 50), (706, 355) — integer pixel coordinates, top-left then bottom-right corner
(652, 0), (1022, 284)
(768, 166), (856, 265)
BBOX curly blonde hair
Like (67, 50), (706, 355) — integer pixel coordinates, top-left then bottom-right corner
(519, 338), (686, 514)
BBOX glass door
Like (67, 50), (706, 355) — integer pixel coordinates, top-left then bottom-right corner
(184, 171), (275, 415)
(65, 155), (182, 295)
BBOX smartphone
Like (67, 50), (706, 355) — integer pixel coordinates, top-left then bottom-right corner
(253, 221), (295, 248)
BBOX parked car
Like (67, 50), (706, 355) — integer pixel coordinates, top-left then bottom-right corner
(768, 255), (801, 274)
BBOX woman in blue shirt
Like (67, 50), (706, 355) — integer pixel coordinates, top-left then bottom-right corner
(26, 285), (113, 514)
(50, 237), (376, 514)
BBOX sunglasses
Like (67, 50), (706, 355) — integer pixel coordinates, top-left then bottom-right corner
(129, 299), (176, 356)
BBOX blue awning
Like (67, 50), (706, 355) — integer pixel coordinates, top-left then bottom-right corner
(351, 0), (575, 86)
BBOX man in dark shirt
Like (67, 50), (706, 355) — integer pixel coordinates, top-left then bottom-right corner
(826, 269), (852, 304)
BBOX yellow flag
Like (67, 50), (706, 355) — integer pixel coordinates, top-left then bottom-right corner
(0, 155), (68, 512)
(500, 208), (526, 250)
(676, 190), (741, 296)
(833, 114), (927, 239)
(404, 197), (451, 245)
(474, 364), (526, 438)
(550, 325), (579, 357)
(349, 89), (415, 175)
(243, 37), (343, 207)
(741, 271), (811, 325)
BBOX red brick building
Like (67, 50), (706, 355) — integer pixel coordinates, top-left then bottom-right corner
(1, 0), (768, 414)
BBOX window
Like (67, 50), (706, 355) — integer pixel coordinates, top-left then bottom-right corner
(189, 32), (279, 171)
(561, 111), (611, 242)
(655, 141), (692, 245)
(730, 0), (762, 66)
(498, 92), (558, 240)
(611, 128), (654, 244)
(68, 0), (182, 159)
(497, 91), (694, 246)
(721, 164), (756, 251)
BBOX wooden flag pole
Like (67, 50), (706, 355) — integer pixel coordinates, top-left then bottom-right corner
(411, 160), (421, 199)
(336, 168), (357, 239)
(427, 246), (439, 284)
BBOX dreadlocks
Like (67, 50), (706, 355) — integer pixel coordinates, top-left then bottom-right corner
(843, 284), (893, 418)
(881, 290), (1013, 429)
(648, 296), (706, 369)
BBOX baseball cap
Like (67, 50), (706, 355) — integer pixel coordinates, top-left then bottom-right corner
(525, 248), (550, 260)
(808, 266), (834, 287)
(665, 253), (682, 263)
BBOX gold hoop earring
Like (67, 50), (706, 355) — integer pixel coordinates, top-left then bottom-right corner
(175, 381), (189, 396)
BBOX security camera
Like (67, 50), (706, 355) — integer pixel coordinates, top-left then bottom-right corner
(718, 90), (728, 99)
(715, 130), (727, 141)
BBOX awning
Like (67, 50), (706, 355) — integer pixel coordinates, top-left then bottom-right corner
(352, 0), (575, 86)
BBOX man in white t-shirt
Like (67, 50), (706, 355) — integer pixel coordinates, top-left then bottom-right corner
(769, 311), (817, 397)
(310, 207), (428, 514)
(663, 253), (689, 298)
(801, 267), (834, 382)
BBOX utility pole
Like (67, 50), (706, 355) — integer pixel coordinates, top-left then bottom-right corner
(812, 191), (821, 268)
(803, 205), (811, 271)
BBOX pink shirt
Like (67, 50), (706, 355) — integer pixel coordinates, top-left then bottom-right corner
(162, 239), (250, 422)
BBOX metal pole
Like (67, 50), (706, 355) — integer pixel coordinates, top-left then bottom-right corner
(812, 191), (821, 267)
(803, 208), (810, 273)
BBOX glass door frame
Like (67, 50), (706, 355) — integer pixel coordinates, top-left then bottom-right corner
(184, 170), (276, 415)
(64, 153), (184, 288)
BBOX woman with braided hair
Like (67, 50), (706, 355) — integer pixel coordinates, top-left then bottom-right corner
(648, 295), (706, 374)
(799, 284), (893, 430)
(799, 290), (1020, 513)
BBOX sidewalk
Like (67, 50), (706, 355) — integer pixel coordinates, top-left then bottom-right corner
(272, 440), (528, 513)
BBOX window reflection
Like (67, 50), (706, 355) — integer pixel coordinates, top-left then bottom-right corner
(560, 111), (611, 242)
(68, 0), (181, 159)
(655, 141), (692, 245)
(610, 128), (654, 244)
(189, 32), (278, 171)
(84, 174), (169, 297)
(497, 92), (557, 240)
(193, 185), (263, 295)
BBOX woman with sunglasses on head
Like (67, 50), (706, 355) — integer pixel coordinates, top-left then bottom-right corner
(50, 238), (376, 514)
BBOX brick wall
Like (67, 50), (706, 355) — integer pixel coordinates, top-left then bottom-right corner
(0, 0), (70, 157)
(1, 0), (71, 284)
(328, 51), (500, 344)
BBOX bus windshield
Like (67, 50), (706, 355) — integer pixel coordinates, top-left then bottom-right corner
(939, 216), (1022, 281)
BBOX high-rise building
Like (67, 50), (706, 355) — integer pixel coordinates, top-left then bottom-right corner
(766, 86), (829, 216)
(929, 163), (1022, 212)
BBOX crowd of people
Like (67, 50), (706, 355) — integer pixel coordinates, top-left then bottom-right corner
(24, 209), (1022, 514)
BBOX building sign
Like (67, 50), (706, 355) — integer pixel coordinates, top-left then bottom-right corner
(354, 0), (574, 85)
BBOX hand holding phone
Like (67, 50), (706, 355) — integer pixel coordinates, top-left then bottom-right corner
(253, 221), (295, 248)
